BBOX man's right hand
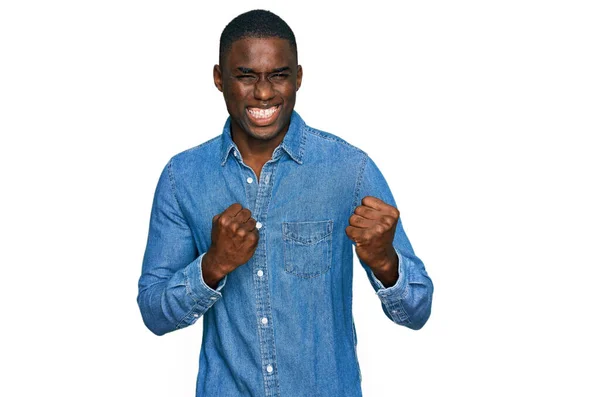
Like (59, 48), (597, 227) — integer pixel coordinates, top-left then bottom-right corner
(201, 203), (259, 288)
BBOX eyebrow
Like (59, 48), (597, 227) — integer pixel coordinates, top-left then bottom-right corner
(236, 66), (291, 74)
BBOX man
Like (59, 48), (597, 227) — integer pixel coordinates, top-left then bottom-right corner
(138, 9), (433, 397)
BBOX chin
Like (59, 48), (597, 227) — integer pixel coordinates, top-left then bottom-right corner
(247, 126), (282, 141)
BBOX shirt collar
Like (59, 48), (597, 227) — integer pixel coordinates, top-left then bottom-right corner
(220, 110), (306, 166)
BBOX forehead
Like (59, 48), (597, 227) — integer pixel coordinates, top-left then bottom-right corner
(224, 37), (296, 69)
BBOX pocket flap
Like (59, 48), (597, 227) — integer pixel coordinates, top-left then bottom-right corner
(282, 220), (333, 245)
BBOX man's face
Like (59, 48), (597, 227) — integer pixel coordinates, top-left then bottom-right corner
(214, 37), (302, 142)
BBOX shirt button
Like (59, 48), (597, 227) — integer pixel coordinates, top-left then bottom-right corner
(210, 296), (217, 300)
(256, 221), (262, 229)
(266, 365), (273, 373)
(193, 313), (199, 318)
(257, 270), (264, 277)
(246, 177), (253, 184)
(261, 317), (268, 325)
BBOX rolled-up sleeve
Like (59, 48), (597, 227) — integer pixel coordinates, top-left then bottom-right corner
(137, 159), (227, 336)
(352, 154), (433, 330)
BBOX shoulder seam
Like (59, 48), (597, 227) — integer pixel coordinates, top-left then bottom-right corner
(304, 126), (367, 155)
(174, 135), (220, 157)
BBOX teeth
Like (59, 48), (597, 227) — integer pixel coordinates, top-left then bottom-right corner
(247, 106), (278, 119)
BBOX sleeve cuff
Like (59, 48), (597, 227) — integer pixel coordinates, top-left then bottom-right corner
(367, 249), (412, 323)
(366, 248), (407, 295)
(186, 253), (227, 308)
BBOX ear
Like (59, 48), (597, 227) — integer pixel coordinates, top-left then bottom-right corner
(296, 65), (303, 91)
(213, 64), (223, 92)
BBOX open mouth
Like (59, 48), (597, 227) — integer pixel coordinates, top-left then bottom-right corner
(246, 105), (281, 126)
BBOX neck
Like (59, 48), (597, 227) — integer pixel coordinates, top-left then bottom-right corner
(230, 122), (289, 180)
(230, 123), (289, 163)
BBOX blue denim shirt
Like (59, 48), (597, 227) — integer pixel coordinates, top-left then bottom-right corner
(138, 111), (433, 396)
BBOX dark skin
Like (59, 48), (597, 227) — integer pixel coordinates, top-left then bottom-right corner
(202, 37), (399, 289)
(346, 196), (400, 287)
(213, 37), (302, 180)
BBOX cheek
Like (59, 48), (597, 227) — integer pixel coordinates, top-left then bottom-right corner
(224, 85), (250, 105)
(282, 89), (297, 106)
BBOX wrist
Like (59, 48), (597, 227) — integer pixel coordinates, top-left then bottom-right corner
(368, 245), (398, 271)
(370, 250), (399, 288)
(201, 251), (228, 289)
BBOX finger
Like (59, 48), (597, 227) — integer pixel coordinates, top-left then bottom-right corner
(234, 208), (252, 223)
(237, 225), (259, 240)
(361, 196), (400, 218)
(349, 213), (375, 229)
(345, 225), (357, 240)
(380, 214), (398, 228)
(354, 205), (380, 220)
(345, 225), (365, 243)
(361, 196), (386, 211)
(242, 217), (257, 231)
(222, 203), (243, 218)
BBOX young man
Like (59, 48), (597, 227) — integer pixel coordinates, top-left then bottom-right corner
(138, 9), (433, 396)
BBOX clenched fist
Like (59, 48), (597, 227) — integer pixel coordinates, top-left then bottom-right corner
(346, 196), (400, 284)
(202, 203), (259, 288)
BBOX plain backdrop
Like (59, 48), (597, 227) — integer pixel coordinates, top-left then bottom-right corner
(1, 1), (599, 396)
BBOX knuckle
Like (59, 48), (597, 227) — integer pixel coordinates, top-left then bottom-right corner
(219, 216), (230, 227)
(374, 224), (386, 235)
(381, 215), (395, 226)
(249, 232), (259, 243)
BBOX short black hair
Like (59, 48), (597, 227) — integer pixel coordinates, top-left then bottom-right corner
(219, 9), (297, 65)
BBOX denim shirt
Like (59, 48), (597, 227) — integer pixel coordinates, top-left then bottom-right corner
(137, 111), (433, 397)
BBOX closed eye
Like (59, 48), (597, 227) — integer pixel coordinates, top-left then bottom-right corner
(269, 73), (289, 81)
(236, 75), (257, 82)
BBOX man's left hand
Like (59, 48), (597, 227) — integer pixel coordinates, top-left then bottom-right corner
(345, 196), (399, 273)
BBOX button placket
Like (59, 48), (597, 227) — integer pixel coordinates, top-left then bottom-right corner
(244, 160), (280, 395)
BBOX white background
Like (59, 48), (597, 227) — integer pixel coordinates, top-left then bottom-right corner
(1, 1), (599, 396)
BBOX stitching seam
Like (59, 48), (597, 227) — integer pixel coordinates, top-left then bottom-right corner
(167, 158), (186, 218)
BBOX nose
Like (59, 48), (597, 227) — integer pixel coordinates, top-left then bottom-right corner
(253, 77), (275, 102)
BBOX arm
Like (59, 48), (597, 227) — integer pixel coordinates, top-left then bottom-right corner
(137, 160), (227, 336)
(349, 154), (433, 330)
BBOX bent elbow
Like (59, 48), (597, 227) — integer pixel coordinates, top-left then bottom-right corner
(407, 293), (433, 330)
(404, 281), (433, 330)
(140, 313), (170, 336)
(406, 306), (432, 330)
(137, 293), (172, 336)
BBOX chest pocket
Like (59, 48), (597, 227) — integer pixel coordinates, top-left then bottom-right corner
(282, 220), (333, 278)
